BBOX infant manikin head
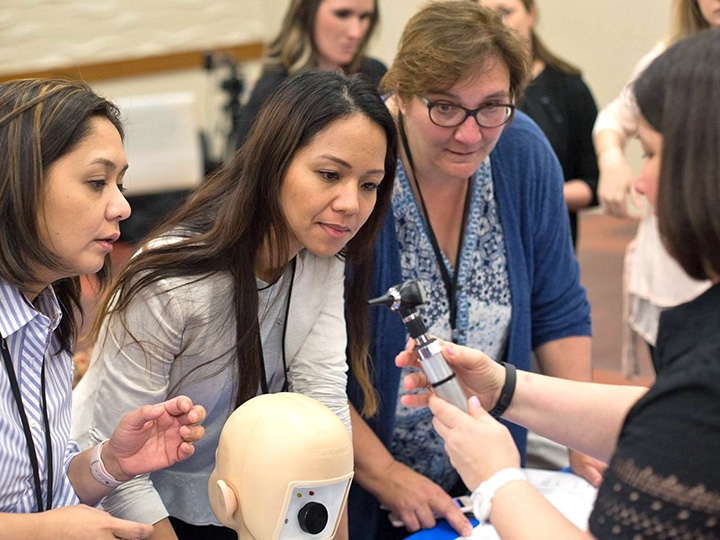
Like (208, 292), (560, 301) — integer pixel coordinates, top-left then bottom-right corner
(208, 393), (353, 540)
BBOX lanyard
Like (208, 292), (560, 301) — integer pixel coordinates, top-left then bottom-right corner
(398, 114), (472, 337)
(257, 257), (296, 394)
(0, 332), (53, 512)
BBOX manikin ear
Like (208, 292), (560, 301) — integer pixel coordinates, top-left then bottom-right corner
(215, 479), (239, 525)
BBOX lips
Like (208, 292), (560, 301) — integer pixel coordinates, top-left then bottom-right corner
(94, 232), (120, 251)
(97, 232), (120, 243)
(320, 223), (352, 238)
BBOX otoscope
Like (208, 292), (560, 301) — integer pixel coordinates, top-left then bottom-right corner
(369, 280), (468, 412)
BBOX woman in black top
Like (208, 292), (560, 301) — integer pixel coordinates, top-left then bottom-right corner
(236, 0), (386, 149)
(399, 27), (720, 539)
(480, 0), (599, 248)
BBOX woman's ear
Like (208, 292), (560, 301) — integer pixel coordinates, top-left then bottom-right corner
(396, 89), (409, 116)
(529, 4), (538, 28)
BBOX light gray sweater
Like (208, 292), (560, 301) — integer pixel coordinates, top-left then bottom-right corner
(71, 249), (350, 526)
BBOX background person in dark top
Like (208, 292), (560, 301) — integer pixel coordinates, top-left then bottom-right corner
(480, 0), (599, 248)
(236, 0), (387, 149)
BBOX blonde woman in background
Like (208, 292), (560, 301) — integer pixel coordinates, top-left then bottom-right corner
(235, 0), (386, 148)
(593, 0), (716, 367)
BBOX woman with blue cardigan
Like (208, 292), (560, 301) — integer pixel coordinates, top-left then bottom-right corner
(346, 3), (600, 539)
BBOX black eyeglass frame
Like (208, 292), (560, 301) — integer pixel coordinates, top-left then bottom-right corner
(417, 95), (516, 128)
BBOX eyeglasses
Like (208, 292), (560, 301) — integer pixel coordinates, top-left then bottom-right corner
(417, 95), (515, 128)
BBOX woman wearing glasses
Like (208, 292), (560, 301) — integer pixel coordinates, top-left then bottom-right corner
(346, 3), (595, 539)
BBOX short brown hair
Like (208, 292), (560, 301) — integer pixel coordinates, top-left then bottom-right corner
(381, 1), (530, 102)
(635, 28), (720, 280)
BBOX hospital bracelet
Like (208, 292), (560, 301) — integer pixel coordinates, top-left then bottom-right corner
(488, 362), (516, 418)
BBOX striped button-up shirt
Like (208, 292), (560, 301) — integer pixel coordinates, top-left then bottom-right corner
(0, 279), (80, 512)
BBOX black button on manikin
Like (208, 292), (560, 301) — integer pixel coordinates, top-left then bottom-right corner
(298, 502), (328, 534)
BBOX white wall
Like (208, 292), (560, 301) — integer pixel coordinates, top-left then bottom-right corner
(0, 0), (672, 168)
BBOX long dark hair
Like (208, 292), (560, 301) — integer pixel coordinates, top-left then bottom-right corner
(95, 70), (396, 413)
(0, 78), (123, 353)
(634, 27), (720, 280)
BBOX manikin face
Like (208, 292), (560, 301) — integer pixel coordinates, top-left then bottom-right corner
(635, 118), (663, 211)
(697, 0), (720, 28)
(281, 113), (386, 259)
(313, 0), (375, 69)
(398, 58), (512, 184)
(479, 0), (536, 42)
(35, 117), (130, 291)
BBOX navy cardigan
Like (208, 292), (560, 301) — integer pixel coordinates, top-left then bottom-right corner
(347, 112), (592, 540)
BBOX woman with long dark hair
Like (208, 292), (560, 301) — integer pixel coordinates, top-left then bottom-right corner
(72, 70), (397, 540)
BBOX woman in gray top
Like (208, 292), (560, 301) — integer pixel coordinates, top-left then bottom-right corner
(72, 70), (397, 540)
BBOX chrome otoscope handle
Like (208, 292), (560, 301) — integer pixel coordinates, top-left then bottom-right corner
(416, 339), (468, 412)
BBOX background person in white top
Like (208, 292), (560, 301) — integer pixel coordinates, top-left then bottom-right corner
(592, 0), (717, 368)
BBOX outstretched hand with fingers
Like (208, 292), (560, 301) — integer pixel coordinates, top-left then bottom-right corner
(103, 395), (206, 482)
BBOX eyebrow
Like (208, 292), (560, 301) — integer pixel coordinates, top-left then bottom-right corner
(90, 157), (129, 174)
(429, 90), (511, 104)
(320, 154), (385, 176)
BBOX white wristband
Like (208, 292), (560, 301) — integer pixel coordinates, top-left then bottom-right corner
(90, 440), (124, 489)
(471, 468), (526, 522)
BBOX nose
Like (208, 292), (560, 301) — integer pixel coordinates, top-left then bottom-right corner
(634, 164), (649, 197)
(109, 189), (132, 221)
(453, 114), (484, 145)
(332, 183), (360, 215)
(633, 175), (648, 201)
(347, 17), (366, 40)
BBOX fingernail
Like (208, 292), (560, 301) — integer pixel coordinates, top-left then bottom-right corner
(470, 396), (480, 408)
(444, 344), (455, 355)
(462, 526), (473, 537)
